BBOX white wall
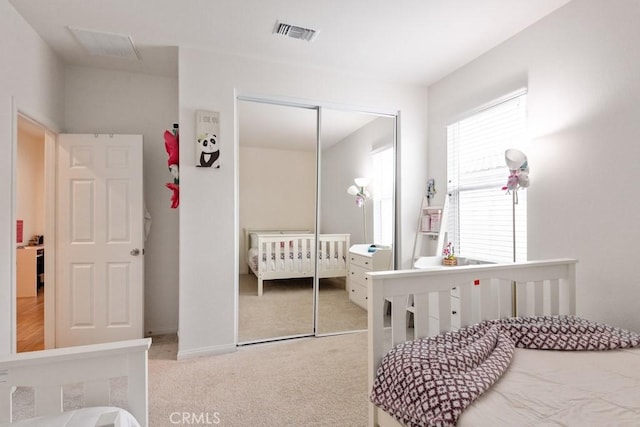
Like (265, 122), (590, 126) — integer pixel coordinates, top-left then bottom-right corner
(16, 129), (44, 244)
(321, 117), (395, 245)
(178, 49), (428, 358)
(0, 0), (65, 354)
(427, 0), (640, 331)
(64, 65), (179, 336)
(239, 146), (316, 274)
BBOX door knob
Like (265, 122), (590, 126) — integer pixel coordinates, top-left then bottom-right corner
(130, 248), (141, 256)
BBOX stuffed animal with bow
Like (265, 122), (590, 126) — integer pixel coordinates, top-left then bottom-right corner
(164, 129), (180, 208)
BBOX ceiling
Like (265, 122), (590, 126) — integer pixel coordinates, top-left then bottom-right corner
(10, 0), (572, 85)
(9, 0), (571, 150)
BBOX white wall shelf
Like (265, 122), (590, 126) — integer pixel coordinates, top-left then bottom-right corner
(412, 196), (449, 264)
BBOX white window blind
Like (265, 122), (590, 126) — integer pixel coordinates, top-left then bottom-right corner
(447, 92), (528, 262)
(372, 146), (393, 245)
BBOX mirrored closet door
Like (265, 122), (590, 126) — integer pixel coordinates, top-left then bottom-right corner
(238, 98), (397, 344)
(315, 108), (396, 335)
(238, 99), (318, 343)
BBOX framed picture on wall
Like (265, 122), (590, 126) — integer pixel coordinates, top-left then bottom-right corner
(195, 110), (220, 168)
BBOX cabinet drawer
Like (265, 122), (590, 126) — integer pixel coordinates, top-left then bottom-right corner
(349, 264), (371, 286)
(349, 253), (372, 269)
(349, 283), (367, 309)
(451, 296), (460, 315)
(450, 297), (460, 329)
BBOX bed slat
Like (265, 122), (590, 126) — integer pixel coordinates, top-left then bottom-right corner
(550, 278), (560, 315)
(479, 279), (498, 321)
(0, 385), (11, 423)
(567, 268), (576, 315)
(533, 280), (544, 315)
(437, 291), (452, 333)
(412, 294), (430, 340)
(458, 283), (472, 328)
(127, 350), (148, 427)
(515, 281), (527, 316)
(390, 295), (408, 346)
(498, 279), (512, 318)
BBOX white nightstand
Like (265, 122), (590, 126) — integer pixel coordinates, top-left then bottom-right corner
(348, 244), (392, 310)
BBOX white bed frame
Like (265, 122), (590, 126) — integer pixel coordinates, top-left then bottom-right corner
(0, 338), (151, 426)
(367, 259), (577, 427)
(245, 229), (350, 296)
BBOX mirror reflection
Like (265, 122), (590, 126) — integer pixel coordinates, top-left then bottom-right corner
(238, 100), (317, 343)
(237, 99), (396, 344)
(317, 109), (395, 335)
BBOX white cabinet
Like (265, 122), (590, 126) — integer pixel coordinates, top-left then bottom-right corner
(348, 244), (392, 310)
(450, 286), (461, 329)
(17, 246), (44, 298)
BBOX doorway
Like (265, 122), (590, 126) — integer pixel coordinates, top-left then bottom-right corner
(12, 111), (145, 351)
(237, 97), (397, 345)
(15, 114), (47, 352)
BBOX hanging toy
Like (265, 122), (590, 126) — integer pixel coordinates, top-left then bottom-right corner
(166, 183), (179, 209)
(164, 124), (180, 208)
(502, 149), (530, 194)
(505, 171), (520, 192)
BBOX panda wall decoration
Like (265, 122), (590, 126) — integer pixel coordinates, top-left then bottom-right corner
(195, 110), (221, 168)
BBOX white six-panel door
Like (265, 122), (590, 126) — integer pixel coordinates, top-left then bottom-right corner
(56, 134), (144, 347)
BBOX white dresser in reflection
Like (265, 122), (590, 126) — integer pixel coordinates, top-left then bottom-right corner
(348, 244), (392, 310)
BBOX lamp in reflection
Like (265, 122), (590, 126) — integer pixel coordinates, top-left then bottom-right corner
(347, 177), (371, 243)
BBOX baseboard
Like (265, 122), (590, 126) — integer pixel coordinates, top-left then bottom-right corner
(177, 343), (236, 360)
(145, 327), (178, 337)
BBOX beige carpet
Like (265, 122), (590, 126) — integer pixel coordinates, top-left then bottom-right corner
(239, 274), (367, 342)
(11, 332), (370, 426)
(149, 332), (369, 426)
(11, 276), (370, 425)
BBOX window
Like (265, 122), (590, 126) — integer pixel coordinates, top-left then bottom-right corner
(446, 91), (528, 262)
(372, 146), (394, 245)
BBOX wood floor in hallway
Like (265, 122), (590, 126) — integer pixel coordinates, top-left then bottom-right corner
(17, 286), (44, 352)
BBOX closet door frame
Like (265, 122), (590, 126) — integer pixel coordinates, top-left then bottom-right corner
(235, 94), (399, 344)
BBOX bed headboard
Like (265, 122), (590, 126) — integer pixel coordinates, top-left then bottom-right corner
(366, 258), (578, 426)
(243, 228), (312, 250)
(0, 338), (151, 426)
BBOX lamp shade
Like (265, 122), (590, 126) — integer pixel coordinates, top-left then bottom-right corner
(354, 177), (371, 188)
(347, 185), (359, 196)
(505, 149), (528, 170)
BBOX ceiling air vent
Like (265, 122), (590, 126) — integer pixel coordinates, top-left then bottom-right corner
(68, 27), (140, 60)
(273, 21), (318, 42)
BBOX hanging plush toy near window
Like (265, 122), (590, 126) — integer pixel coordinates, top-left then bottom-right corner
(502, 148), (530, 195)
(165, 124), (179, 208)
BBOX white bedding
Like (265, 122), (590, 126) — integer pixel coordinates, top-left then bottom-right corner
(459, 347), (640, 426)
(1, 407), (140, 427)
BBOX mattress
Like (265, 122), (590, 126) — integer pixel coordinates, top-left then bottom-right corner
(1, 406), (140, 427)
(458, 347), (640, 425)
